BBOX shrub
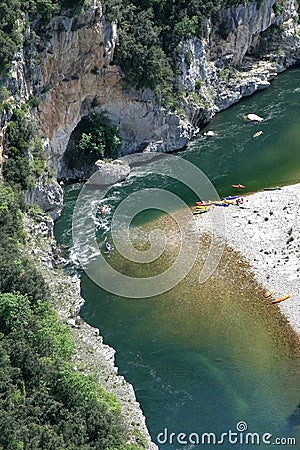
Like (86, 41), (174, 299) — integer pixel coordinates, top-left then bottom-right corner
(0, 293), (33, 334)
(33, 301), (75, 359)
(0, 245), (48, 303)
(273, 1), (283, 16)
(195, 79), (203, 91)
(2, 109), (46, 190)
(0, 185), (23, 240)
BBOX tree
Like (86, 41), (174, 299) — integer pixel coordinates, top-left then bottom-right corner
(0, 293), (32, 333)
(65, 112), (121, 169)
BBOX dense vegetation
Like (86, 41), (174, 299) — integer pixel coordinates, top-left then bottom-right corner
(0, 188), (139, 449)
(0, 0), (85, 74)
(64, 112), (121, 169)
(2, 107), (47, 190)
(104, 0), (263, 102)
(0, 109), (136, 448)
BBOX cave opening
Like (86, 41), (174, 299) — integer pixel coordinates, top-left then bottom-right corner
(62, 112), (121, 179)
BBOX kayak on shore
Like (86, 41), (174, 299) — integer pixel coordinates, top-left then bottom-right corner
(264, 289), (275, 298)
(223, 199), (236, 204)
(263, 187), (282, 191)
(222, 196), (240, 200)
(272, 295), (290, 305)
(213, 202), (230, 207)
(195, 201), (213, 206)
(193, 209), (208, 215)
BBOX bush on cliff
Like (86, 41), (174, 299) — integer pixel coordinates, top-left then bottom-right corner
(2, 108), (46, 191)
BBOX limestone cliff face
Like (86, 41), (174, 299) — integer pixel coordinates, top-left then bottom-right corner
(210, 0), (277, 65)
(179, 0), (300, 122)
(34, 2), (195, 177)
(4, 0), (299, 179)
(36, 0), (300, 177)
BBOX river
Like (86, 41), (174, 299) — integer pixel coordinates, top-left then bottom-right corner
(55, 68), (300, 449)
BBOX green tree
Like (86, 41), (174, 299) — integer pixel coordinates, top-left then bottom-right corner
(77, 132), (105, 160)
(65, 112), (121, 169)
(33, 301), (74, 358)
(0, 293), (32, 333)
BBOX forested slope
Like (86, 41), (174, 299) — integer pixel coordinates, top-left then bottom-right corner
(0, 153), (139, 449)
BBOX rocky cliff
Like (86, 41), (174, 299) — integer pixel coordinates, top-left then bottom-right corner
(179, 0), (300, 124)
(2, 0), (299, 179)
(31, 2), (194, 178)
(39, 0), (300, 176)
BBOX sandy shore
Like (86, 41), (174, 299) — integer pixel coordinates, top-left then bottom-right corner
(196, 184), (300, 334)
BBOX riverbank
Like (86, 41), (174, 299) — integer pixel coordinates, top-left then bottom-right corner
(196, 183), (300, 335)
(23, 214), (157, 450)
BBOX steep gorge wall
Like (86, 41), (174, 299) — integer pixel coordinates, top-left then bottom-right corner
(35, 0), (300, 177)
(179, 0), (300, 124)
(33, 2), (194, 178)
(3, 0), (300, 178)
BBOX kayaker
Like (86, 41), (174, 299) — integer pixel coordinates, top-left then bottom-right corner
(100, 204), (108, 214)
(104, 237), (112, 253)
(105, 241), (112, 253)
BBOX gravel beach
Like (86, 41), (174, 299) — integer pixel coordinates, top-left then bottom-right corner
(196, 184), (300, 334)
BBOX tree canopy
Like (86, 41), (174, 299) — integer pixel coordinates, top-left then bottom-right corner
(104, 0), (257, 101)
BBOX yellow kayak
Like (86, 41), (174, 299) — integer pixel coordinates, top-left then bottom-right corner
(264, 289), (274, 299)
(272, 295), (290, 305)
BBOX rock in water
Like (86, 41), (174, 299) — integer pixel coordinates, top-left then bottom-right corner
(244, 113), (264, 122)
(203, 130), (215, 137)
(91, 159), (130, 186)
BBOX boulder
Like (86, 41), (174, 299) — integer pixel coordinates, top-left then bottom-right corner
(244, 113), (264, 122)
(66, 318), (78, 328)
(91, 159), (131, 186)
(26, 179), (63, 220)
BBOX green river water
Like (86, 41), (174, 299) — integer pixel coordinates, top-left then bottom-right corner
(55, 68), (300, 449)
